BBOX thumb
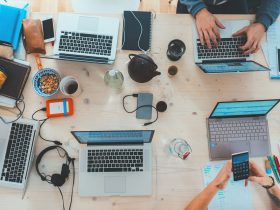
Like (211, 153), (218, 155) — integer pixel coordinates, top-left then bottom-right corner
(233, 27), (248, 37)
(248, 176), (263, 184)
(215, 18), (225, 29)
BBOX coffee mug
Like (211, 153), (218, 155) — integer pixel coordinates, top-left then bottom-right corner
(59, 76), (82, 97)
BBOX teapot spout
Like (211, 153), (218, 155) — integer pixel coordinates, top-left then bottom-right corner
(154, 71), (161, 77)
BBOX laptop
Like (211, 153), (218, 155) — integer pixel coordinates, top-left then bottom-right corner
(71, 130), (154, 196)
(0, 117), (38, 190)
(193, 20), (270, 73)
(42, 13), (119, 64)
(207, 99), (280, 160)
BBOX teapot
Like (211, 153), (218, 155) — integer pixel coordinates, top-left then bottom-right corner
(128, 54), (161, 83)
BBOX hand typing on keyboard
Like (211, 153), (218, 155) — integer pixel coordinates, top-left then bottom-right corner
(195, 8), (225, 49)
(233, 23), (266, 55)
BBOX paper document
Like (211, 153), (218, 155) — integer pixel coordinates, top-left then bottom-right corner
(262, 22), (280, 79)
(202, 162), (252, 210)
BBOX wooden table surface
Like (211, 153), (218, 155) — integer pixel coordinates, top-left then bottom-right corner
(1, 13), (280, 210)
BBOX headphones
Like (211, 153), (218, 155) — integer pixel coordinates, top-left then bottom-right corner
(36, 146), (75, 210)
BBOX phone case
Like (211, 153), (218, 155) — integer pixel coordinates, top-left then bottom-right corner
(136, 93), (153, 120)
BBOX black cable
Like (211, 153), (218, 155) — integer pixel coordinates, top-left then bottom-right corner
(32, 108), (62, 145)
(57, 186), (65, 210)
(122, 94), (159, 126)
(0, 97), (25, 124)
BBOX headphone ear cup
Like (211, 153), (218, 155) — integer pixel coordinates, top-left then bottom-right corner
(51, 174), (66, 187)
(61, 163), (70, 178)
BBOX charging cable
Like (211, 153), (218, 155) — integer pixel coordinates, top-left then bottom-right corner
(32, 107), (62, 145)
(0, 96), (25, 124)
(122, 94), (158, 126)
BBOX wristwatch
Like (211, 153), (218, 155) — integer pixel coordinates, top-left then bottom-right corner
(262, 176), (275, 189)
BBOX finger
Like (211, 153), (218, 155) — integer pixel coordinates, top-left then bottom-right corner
(244, 41), (258, 55)
(213, 27), (221, 42)
(198, 29), (205, 46)
(252, 42), (260, 54)
(203, 30), (212, 49)
(233, 27), (247, 37)
(245, 179), (248, 187)
(208, 30), (218, 47)
(215, 18), (225, 29)
(240, 39), (254, 51)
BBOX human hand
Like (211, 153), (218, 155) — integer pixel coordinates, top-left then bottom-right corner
(211, 161), (232, 190)
(233, 23), (265, 55)
(195, 8), (225, 49)
(245, 161), (273, 187)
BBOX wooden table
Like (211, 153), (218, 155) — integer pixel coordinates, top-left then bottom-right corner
(1, 13), (280, 210)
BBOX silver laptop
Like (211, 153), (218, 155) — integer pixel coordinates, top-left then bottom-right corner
(193, 20), (269, 73)
(0, 117), (39, 190)
(71, 130), (154, 196)
(42, 13), (119, 64)
(207, 99), (280, 160)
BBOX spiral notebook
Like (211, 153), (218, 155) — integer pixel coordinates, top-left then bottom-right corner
(122, 11), (152, 51)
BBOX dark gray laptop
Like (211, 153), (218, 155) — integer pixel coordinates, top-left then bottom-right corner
(207, 99), (280, 160)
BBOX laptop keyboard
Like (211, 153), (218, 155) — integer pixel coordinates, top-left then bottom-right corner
(58, 31), (113, 56)
(209, 120), (268, 142)
(197, 37), (250, 60)
(1, 123), (33, 183)
(87, 148), (144, 173)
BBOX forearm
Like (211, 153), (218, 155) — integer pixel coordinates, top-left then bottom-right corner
(184, 182), (218, 210)
(256, 0), (280, 30)
(179, 0), (207, 17)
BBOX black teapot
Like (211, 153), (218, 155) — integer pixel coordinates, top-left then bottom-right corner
(128, 54), (161, 83)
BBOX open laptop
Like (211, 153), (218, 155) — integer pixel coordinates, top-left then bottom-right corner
(71, 130), (154, 196)
(42, 13), (119, 64)
(0, 117), (38, 191)
(193, 20), (270, 73)
(207, 99), (280, 160)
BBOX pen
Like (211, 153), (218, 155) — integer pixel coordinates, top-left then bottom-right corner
(273, 155), (280, 176)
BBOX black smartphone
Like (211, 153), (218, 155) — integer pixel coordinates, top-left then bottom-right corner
(42, 17), (55, 43)
(232, 151), (249, 181)
(277, 49), (280, 72)
(136, 93), (153, 120)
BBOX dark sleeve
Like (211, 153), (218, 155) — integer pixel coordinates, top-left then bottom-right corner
(179, 0), (207, 17)
(255, 0), (280, 30)
(268, 190), (280, 208)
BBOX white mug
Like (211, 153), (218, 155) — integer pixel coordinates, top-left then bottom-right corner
(59, 76), (82, 97)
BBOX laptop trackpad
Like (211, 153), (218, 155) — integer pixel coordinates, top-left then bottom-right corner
(104, 176), (126, 193)
(78, 16), (99, 32)
(230, 141), (250, 154)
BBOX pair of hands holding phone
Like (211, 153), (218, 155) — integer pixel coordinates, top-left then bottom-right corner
(195, 9), (266, 55)
(212, 161), (273, 190)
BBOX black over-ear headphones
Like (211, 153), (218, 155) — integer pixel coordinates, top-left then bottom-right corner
(36, 146), (75, 210)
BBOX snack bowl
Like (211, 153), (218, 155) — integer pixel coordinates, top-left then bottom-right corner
(32, 68), (61, 97)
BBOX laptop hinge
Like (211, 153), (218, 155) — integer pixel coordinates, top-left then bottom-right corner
(87, 142), (144, 146)
(59, 53), (110, 64)
(202, 58), (246, 64)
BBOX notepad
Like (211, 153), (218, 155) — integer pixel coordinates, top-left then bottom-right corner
(122, 11), (152, 51)
(203, 162), (252, 210)
(0, 58), (31, 100)
(0, 4), (27, 50)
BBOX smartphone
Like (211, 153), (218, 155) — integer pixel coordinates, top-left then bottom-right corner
(42, 18), (55, 43)
(136, 93), (153, 120)
(232, 151), (249, 181)
(277, 49), (280, 72)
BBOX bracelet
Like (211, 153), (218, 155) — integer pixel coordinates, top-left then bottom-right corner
(262, 176), (275, 189)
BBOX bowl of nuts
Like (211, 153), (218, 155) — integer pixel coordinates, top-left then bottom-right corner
(32, 68), (61, 97)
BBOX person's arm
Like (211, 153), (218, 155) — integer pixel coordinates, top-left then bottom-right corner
(247, 161), (280, 207)
(179, 0), (207, 17)
(255, 0), (280, 31)
(185, 161), (232, 210)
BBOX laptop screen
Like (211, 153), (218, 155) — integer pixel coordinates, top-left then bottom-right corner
(71, 130), (154, 144)
(210, 100), (280, 118)
(198, 61), (269, 73)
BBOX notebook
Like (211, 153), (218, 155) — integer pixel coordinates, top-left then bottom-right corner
(0, 57), (31, 100)
(0, 4), (27, 50)
(122, 11), (152, 51)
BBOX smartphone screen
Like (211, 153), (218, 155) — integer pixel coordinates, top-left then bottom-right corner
(232, 151), (249, 181)
(42, 18), (54, 41)
(136, 93), (153, 120)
